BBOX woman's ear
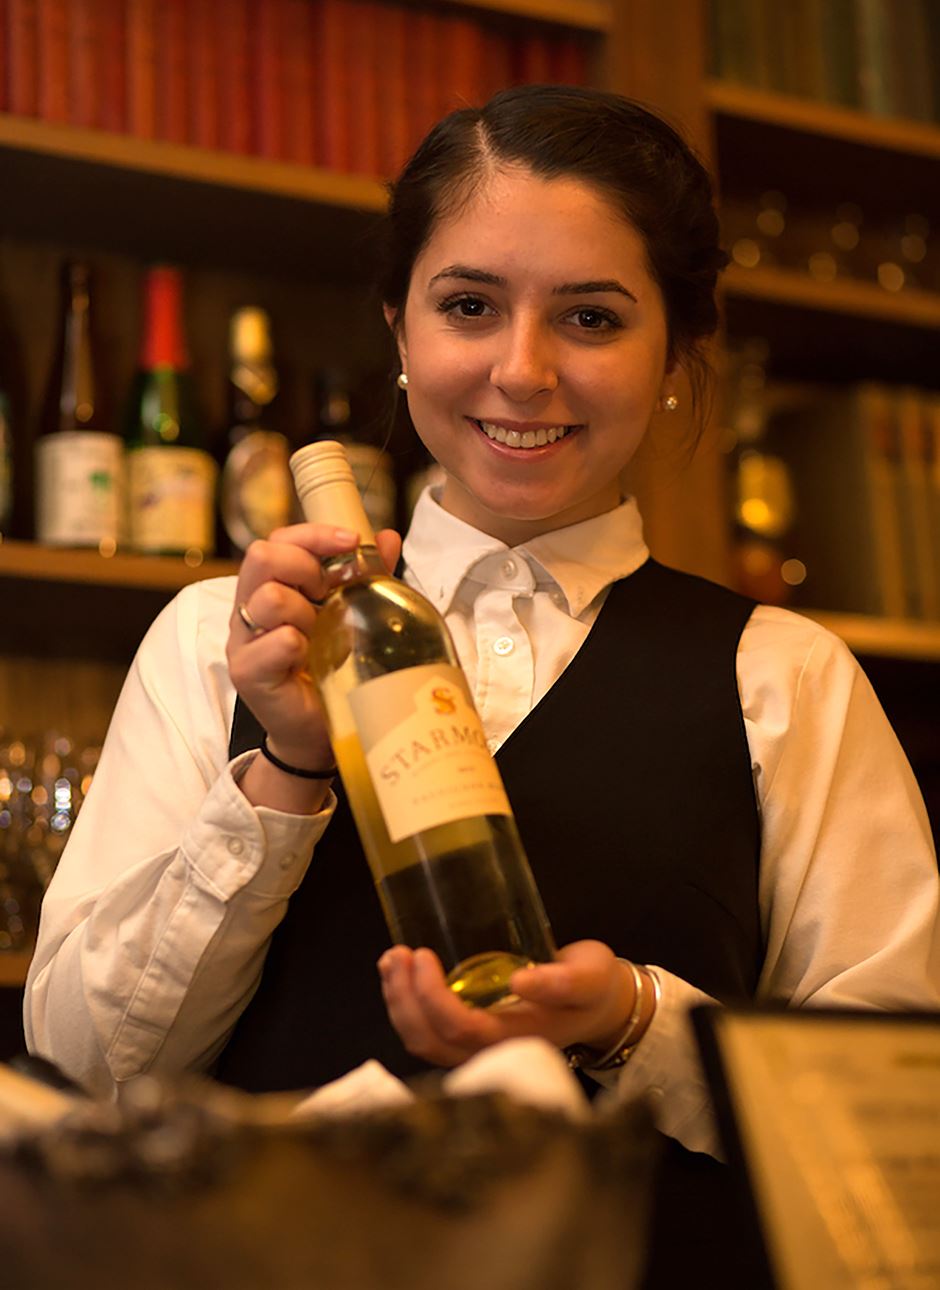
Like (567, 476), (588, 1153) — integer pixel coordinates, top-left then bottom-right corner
(383, 305), (407, 371)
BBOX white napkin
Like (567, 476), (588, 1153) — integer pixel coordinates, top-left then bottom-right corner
(289, 1059), (415, 1121)
(289, 1038), (590, 1123)
(443, 1037), (590, 1122)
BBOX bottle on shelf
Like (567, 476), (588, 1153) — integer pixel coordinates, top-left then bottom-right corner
(312, 369), (396, 534)
(290, 439), (556, 1008)
(34, 262), (123, 554)
(402, 441), (446, 526)
(125, 266), (217, 561)
(0, 390), (11, 538)
(719, 338), (802, 605)
(218, 306), (293, 557)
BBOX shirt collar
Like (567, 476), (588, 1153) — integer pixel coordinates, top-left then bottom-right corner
(403, 486), (649, 618)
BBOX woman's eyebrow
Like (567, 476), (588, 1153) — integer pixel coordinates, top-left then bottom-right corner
(428, 265), (637, 303)
(554, 279), (637, 302)
(428, 265), (505, 288)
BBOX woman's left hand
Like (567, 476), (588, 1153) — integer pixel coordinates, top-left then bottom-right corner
(378, 940), (640, 1068)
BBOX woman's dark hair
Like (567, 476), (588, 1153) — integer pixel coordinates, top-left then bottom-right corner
(379, 84), (729, 424)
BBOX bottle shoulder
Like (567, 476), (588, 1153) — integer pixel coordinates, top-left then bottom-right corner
(315, 571), (459, 671)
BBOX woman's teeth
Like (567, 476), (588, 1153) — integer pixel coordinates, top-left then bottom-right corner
(476, 420), (570, 448)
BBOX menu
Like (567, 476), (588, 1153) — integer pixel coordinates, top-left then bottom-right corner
(695, 1009), (940, 1290)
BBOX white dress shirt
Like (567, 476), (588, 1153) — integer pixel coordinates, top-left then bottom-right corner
(24, 490), (940, 1157)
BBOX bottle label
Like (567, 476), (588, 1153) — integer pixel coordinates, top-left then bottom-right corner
(128, 446), (217, 555)
(348, 663), (511, 843)
(35, 432), (124, 547)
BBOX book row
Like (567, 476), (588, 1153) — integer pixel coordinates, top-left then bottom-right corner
(709, 0), (940, 124)
(766, 382), (940, 622)
(0, 0), (591, 177)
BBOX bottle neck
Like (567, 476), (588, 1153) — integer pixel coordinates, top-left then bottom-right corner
(320, 544), (388, 590)
(61, 282), (97, 430)
(140, 267), (188, 370)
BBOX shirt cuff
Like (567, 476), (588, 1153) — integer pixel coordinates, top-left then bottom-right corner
(593, 966), (723, 1158)
(181, 750), (337, 901)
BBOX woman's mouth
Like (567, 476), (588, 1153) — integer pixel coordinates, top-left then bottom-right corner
(469, 418), (581, 449)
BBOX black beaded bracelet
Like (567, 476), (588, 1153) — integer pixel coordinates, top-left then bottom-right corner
(260, 736), (337, 780)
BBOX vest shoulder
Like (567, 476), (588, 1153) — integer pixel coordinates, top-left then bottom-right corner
(637, 560), (756, 613)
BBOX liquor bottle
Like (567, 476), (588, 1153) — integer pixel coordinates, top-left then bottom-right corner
(218, 306), (292, 556)
(719, 338), (800, 604)
(290, 439), (556, 1008)
(34, 262), (123, 552)
(312, 369), (396, 533)
(125, 266), (217, 559)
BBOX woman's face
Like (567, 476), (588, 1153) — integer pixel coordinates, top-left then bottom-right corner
(387, 166), (675, 546)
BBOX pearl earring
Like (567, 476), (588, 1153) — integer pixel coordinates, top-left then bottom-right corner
(396, 372), (409, 390)
(663, 394), (678, 411)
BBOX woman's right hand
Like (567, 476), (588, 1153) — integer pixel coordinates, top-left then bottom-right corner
(226, 522), (402, 774)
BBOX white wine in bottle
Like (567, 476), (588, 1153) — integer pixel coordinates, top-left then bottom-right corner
(291, 440), (556, 1008)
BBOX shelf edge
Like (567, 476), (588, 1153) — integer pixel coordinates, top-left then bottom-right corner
(0, 541), (239, 592)
(0, 115), (389, 213)
(721, 264), (940, 330)
(799, 610), (940, 661)
(706, 79), (940, 161)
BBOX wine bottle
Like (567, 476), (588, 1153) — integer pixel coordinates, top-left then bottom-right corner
(34, 262), (123, 552)
(312, 369), (396, 534)
(290, 439), (556, 1008)
(125, 266), (217, 559)
(218, 306), (292, 556)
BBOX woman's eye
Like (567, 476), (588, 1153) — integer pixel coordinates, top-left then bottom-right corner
(570, 307), (621, 331)
(438, 294), (492, 320)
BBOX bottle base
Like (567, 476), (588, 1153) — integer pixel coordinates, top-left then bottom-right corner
(445, 951), (533, 1010)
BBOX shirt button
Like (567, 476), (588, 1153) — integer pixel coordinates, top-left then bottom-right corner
(279, 850), (298, 871)
(501, 559), (517, 579)
(227, 836), (245, 857)
(493, 636), (515, 656)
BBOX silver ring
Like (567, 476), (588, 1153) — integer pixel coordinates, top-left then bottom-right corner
(237, 601), (265, 635)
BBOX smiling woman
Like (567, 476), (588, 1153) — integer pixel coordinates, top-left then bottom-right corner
(384, 166), (670, 544)
(24, 85), (939, 1290)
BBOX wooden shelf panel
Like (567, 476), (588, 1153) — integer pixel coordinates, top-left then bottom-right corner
(447, 0), (612, 29)
(0, 541), (238, 592)
(706, 80), (940, 161)
(0, 115), (388, 212)
(722, 264), (940, 330)
(801, 611), (940, 662)
(0, 950), (32, 990)
(0, 117), (387, 283)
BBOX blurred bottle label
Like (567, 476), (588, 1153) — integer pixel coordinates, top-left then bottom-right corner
(127, 446), (217, 554)
(221, 429), (292, 550)
(35, 431), (124, 547)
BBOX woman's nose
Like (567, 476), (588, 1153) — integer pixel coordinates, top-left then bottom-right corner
(489, 321), (558, 402)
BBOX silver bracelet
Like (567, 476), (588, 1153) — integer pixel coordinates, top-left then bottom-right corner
(566, 959), (648, 1072)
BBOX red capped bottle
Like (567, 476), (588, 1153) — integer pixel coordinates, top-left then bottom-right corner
(125, 266), (216, 559)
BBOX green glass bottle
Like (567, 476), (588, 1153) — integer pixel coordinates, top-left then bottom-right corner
(125, 266), (216, 559)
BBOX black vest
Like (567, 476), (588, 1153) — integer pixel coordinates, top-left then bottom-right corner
(215, 559), (762, 1093)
